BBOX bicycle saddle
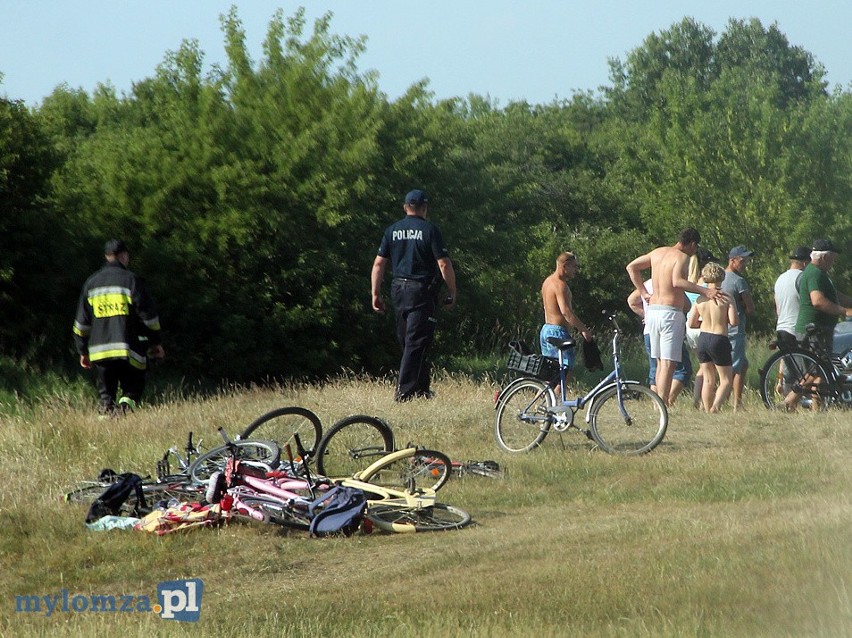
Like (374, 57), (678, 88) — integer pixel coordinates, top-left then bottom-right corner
(546, 336), (576, 350)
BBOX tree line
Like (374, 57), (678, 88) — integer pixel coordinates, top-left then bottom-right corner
(1, 8), (849, 387)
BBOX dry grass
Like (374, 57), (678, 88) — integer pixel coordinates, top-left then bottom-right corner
(1, 373), (850, 637)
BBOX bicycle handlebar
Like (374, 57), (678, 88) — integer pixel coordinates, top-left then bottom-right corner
(602, 309), (621, 333)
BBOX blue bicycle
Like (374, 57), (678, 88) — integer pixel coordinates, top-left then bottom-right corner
(494, 312), (668, 455)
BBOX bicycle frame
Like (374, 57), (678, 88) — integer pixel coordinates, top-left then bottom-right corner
(496, 313), (637, 424)
(157, 431), (203, 479)
(552, 326), (632, 422)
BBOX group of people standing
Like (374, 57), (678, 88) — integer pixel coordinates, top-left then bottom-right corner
(74, 191), (846, 416)
(370, 199), (850, 412)
(623, 230), (850, 412)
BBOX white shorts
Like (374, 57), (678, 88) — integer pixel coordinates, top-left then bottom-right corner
(646, 305), (686, 362)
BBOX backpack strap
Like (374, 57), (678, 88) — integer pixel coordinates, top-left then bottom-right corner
(308, 485), (342, 518)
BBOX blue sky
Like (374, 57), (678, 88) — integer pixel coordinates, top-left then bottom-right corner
(1, 1), (849, 107)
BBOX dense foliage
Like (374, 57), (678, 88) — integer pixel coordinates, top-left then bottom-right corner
(1, 9), (849, 386)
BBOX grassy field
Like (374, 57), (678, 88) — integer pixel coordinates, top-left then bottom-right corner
(1, 371), (850, 637)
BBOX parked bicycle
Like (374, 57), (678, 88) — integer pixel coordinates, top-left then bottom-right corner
(758, 325), (852, 410)
(494, 311), (668, 455)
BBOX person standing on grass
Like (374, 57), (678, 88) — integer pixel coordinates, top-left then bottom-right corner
(540, 251), (592, 384)
(721, 246), (756, 411)
(780, 238), (852, 411)
(773, 246), (811, 348)
(626, 228), (726, 407)
(685, 247), (717, 408)
(688, 263), (738, 413)
(794, 239), (852, 352)
(627, 279), (691, 403)
(371, 189), (457, 402)
(73, 239), (165, 416)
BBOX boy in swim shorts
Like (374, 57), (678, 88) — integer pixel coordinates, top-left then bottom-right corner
(688, 263), (739, 413)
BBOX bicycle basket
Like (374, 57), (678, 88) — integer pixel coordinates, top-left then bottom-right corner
(506, 344), (559, 381)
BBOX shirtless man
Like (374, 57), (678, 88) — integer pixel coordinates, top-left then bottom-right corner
(688, 262), (739, 412)
(540, 252), (592, 382)
(626, 228), (726, 406)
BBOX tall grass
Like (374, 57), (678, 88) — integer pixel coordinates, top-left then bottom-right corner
(1, 361), (850, 636)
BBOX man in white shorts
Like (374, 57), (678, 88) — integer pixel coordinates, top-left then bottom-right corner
(627, 228), (727, 406)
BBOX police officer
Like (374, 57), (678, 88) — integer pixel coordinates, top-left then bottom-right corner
(371, 190), (457, 401)
(73, 239), (165, 415)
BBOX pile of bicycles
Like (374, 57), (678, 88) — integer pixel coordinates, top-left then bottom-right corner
(65, 408), (473, 534)
(758, 325), (852, 410)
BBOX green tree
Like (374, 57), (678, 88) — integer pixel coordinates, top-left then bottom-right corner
(0, 97), (66, 360)
(601, 17), (844, 332)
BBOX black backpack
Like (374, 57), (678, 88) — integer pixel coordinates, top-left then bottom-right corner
(85, 472), (147, 523)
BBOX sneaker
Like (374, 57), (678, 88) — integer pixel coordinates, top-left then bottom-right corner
(117, 397), (137, 415)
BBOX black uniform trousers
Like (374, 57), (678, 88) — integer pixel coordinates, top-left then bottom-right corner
(391, 278), (438, 401)
(95, 359), (146, 412)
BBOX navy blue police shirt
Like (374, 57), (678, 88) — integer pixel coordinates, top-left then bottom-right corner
(377, 215), (449, 283)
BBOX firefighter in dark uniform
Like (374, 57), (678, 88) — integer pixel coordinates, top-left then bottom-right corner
(73, 240), (165, 415)
(371, 190), (457, 401)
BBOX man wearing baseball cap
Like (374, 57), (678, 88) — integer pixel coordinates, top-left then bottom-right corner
(721, 245), (755, 410)
(795, 239), (852, 353)
(371, 189), (457, 401)
(773, 246), (812, 348)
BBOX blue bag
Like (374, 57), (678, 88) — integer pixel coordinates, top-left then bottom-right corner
(307, 485), (367, 537)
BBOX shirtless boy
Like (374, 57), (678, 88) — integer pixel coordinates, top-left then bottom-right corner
(540, 252), (592, 382)
(688, 263), (739, 412)
(626, 228), (726, 406)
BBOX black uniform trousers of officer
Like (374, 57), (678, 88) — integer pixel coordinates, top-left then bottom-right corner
(95, 360), (146, 413)
(391, 278), (437, 401)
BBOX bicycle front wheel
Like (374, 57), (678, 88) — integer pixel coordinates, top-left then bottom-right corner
(358, 449), (452, 492)
(187, 440), (280, 485)
(590, 383), (668, 455)
(315, 415), (395, 478)
(367, 502), (472, 533)
(759, 350), (834, 410)
(239, 407), (323, 457)
(494, 378), (554, 453)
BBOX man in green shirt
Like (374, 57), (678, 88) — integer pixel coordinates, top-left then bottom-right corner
(783, 238), (852, 411)
(795, 238), (852, 355)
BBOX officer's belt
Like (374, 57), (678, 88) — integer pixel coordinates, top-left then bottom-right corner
(393, 277), (428, 284)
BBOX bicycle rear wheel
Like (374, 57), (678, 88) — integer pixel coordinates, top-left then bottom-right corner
(358, 449), (452, 492)
(187, 440), (280, 485)
(589, 383), (667, 455)
(494, 378), (554, 453)
(759, 350), (834, 410)
(239, 407), (323, 457)
(315, 415), (395, 478)
(366, 502), (472, 533)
